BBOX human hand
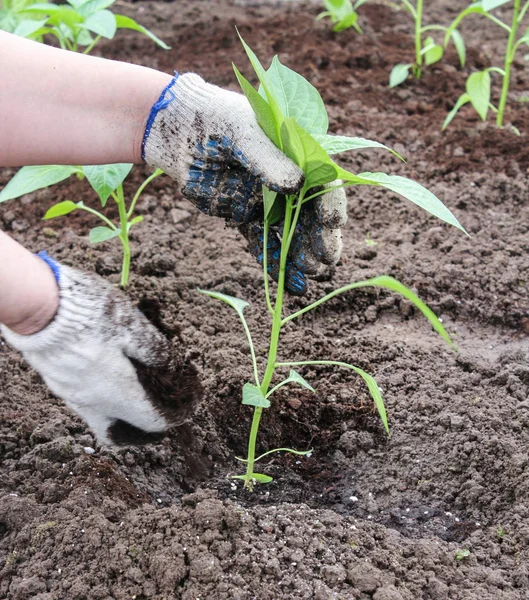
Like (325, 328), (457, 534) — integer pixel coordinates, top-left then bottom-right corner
(0, 259), (202, 445)
(142, 73), (348, 295)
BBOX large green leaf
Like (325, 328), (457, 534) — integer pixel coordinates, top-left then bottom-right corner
(82, 9), (116, 38)
(313, 134), (404, 161)
(466, 70), (490, 121)
(280, 118), (337, 189)
(450, 30), (466, 67)
(0, 165), (79, 202)
(114, 14), (170, 49)
(341, 171), (466, 233)
(233, 63), (281, 148)
(264, 56), (328, 135)
(82, 163), (132, 207)
(74, 0), (116, 17)
(12, 17), (47, 37)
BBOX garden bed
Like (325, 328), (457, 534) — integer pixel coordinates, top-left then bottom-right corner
(1, 0), (528, 598)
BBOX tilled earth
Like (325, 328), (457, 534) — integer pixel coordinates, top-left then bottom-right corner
(1, 1), (528, 598)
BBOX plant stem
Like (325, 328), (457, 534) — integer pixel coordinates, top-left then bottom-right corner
(263, 221), (274, 315)
(243, 197), (296, 488)
(115, 184), (131, 287)
(82, 35), (101, 55)
(414, 0), (423, 77)
(497, 0), (520, 127)
(127, 168), (163, 219)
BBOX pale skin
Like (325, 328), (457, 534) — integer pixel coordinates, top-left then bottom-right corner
(0, 31), (172, 335)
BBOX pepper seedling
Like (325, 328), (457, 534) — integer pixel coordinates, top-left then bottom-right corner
(389, 0), (465, 87)
(199, 34), (466, 490)
(317, 0), (368, 34)
(442, 0), (529, 130)
(0, 164), (164, 287)
(1, 0), (169, 54)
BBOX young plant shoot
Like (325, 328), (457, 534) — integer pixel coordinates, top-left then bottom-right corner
(200, 34), (466, 490)
(1, 0), (169, 53)
(317, 0), (368, 34)
(0, 164), (164, 286)
(389, 0), (465, 87)
(442, 0), (529, 130)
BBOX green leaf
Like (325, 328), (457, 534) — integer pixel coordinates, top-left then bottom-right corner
(250, 473), (273, 483)
(114, 14), (170, 49)
(265, 55), (328, 135)
(23, 3), (61, 13)
(389, 63), (412, 88)
(482, 0), (510, 9)
(233, 63), (281, 148)
(0, 165), (79, 202)
(89, 226), (121, 244)
(75, 0), (116, 17)
(237, 30), (284, 132)
(280, 118), (337, 189)
(12, 17), (47, 37)
(334, 12), (361, 32)
(344, 171), (466, 233)
(82, 9), (116, 38)
(346, 364), (388, 435)
(444, 5), (494, 47)
(82, 163), (132, 206)
(43, 200), (79, 219)
(127, 215), (143, 231)
(282, 369), (315, 392)
(466, 70), (490, 121)
(313, 134), (404, 161)
(263, 186), (278, 220)
(242, 383), (270, 408)
(442, 93), (471, 130)
(424, 43), (444, 66)
(451, 30), (466, 67)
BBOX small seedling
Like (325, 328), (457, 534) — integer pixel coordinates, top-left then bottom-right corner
(389, 0), (465, 87)
(442, 0), (529, 129)
(497, 524), (506, 538)
(0, 164), (164, 287)
(199, 34), (465, 490)
(1, 0), (169, 54)
(317, 0), (368, 33)
(455, 548), (471, 560)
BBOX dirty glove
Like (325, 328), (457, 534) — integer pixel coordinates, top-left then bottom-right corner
(142, 73), (348, 295)
(0, 255), (201, 445)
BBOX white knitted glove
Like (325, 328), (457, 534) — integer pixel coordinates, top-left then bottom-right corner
(142, 73), (348, 295)
(1, 258), (201, 445)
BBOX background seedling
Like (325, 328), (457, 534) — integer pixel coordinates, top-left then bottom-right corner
(317, 0), (368, 33)
(442, 0), (529, 129)
(389, 0), (465, 87)
(0, 164), (164, 287)
(0, 0), (169, 53)
(200, 34), (465, 491)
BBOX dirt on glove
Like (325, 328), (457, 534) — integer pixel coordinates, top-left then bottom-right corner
(1, 1), (528, 599)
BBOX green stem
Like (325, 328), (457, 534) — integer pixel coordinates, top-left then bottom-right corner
(115, 185), (131, 287)
(82, 35), (101, 55)
(263, 220), (274, 315)
(127, 168), (164, 219)
(420, 25), (446, 32)
(243, 197), (296, 488)
(518, 0), (529, 23)
(415, 0), (423, 77)
(77, 204), (117, 231)
(497, 0), (520, 127)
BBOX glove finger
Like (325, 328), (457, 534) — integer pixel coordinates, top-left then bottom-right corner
(314, 180), (348, 228)
(240, 222), (309, 296)
(311, 227), (343, 266)
(184, 163), (262, 224)
(217, 92), (304, 194)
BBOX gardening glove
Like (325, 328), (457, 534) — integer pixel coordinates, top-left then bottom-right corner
(0, 254), (202, 445)
(142, 73), (348, 295)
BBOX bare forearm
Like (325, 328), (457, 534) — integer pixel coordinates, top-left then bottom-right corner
(0, 31), (172, 167)
(0, 230), (59, 334)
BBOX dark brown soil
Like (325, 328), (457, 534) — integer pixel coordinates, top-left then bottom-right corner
(1, 1), (529, 598)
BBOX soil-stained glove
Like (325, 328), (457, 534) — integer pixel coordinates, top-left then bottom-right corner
(0, 255), (201, 445)
(142, 73), (348, 295)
